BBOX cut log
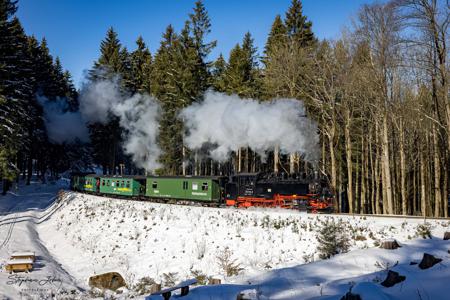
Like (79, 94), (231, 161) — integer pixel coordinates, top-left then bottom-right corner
(381, 270), (406, 287)
(209, 278), (222, 285)
(443, 232), (450, 240)
(88, 272), (126, 291)
(379, 239), (401, 250)
(418, 253), (442, 270)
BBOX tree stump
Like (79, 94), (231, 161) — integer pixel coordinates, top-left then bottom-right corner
(418, 253), (442, 270)
(340, 292), (362, 300)
(443, 232), (450, 240)
(381, 270), (406, 287)
(150, 283), (162, 293)
(209, 278), (221, 285)
(379, 239), (401, 250)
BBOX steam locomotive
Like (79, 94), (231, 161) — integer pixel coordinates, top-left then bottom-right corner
(71, 172), (333, 212)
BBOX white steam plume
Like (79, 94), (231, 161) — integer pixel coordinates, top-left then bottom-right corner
(37, 96), (89, 144)
(180, 91), (318, 162)
(79, 77), (161, 171)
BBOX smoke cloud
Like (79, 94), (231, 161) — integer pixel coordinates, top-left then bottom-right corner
(79, 77), (161, 171)
(180, 91), (318, 162)
(37, 96), (90, 144)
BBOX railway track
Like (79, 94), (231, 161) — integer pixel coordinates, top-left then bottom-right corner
(73, 190), (450, 220)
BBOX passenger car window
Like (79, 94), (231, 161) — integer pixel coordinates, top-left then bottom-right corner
(126, 181), (130, 188)
(202, 182), (208, 191)
(192, 183), (198, 190)
(152, 181), (157, 189)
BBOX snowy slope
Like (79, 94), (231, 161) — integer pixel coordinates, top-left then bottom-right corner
(35, 192), (449, 299)
(0, 180), (84, 299)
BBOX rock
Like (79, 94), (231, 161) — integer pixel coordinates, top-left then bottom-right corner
(237, 289), (259, 300)
(88, 272), (126, 291)
(381, 270), (406, 287)
(443, 232), (450, 240)
(418, 253), (442, 270)
(340, 292), (362, 300)
(379, 239), (401, 250)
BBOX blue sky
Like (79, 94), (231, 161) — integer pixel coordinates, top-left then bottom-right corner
(16, 0), (372, 88)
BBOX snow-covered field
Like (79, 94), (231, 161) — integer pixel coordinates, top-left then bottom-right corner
(0, 181), (449, 299)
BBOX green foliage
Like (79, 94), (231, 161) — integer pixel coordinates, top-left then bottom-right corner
(316, 218), (350, 259)
(216, 32), (261, 98)
(285, 0), (315, 46)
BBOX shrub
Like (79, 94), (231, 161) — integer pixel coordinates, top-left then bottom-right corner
(133, 277), (156, 295)
(162, 272), (178, 287)
(190, 269), (207, 285)
(216, 247), (243, 277)
(316, 219), (350, 259)
(416, 223), (432, 239)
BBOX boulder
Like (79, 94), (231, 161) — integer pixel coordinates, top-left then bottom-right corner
(340, 292), (362, 300)
(443, 232), (450, 240)
(381, 270), (406, 287)
(88, 272), (126, 291)
(379, 239), (401, 250)
(418, 253), (442, 270)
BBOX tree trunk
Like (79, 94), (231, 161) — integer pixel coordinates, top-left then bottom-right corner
(194, 151), (199, 176)
(328, 133), (338, 212)
(399, 121), (407, 215)
(289, 153), (295, 174)
(182, 145), (187, 176)
(344, 110), (353, 213)
(26, 155), (32, 185)
(238, 148), (242, 173)
(420, 147), (427, 217)
(274, 146), (279, 174)
(432, 125), (442, 217)
(382, 114), (394, 214)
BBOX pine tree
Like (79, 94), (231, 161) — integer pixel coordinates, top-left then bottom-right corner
(151, 25), (183, 174)
(316, 219), (350, 259)
(220, 32), (261, 98)
(90, 27), (126, 80)
(88, 27), (127, 174)
(0, 11), (35, 187)
(212, 53), (227, 92)
(129, 36), (152, 94)
(264, 15), (288, 60)
(284, 0), (315, 46)
(189, 0), (216, 60)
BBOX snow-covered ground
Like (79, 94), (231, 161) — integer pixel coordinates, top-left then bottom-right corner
(0, 181), (449, 299)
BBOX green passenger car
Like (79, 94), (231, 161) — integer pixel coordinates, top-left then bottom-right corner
(145, 176), (222, 202)
(99, 176), (145, 197)
(84, 175), (99, 192)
